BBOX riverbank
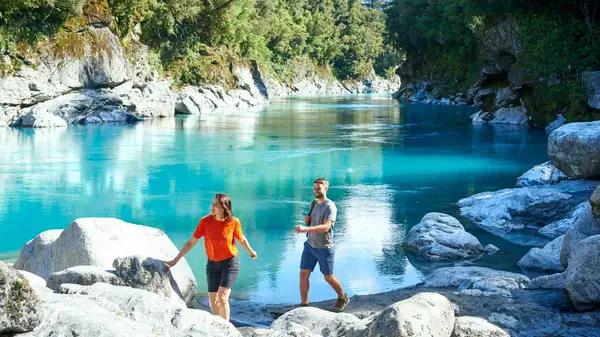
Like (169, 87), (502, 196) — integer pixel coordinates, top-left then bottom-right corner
(0, 15), (399, 128)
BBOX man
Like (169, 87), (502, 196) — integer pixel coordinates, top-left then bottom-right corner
(294, 178), (349, 312)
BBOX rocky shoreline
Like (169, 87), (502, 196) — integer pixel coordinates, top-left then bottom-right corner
(0, 26), (399, 129)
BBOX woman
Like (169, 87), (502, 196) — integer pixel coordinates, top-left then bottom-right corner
(166, 193), (257, 321)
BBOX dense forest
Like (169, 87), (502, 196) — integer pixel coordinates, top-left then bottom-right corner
(386, 0), (600, 123)
(0, 0), (400, 86)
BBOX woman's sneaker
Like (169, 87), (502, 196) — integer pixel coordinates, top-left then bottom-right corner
(334, 294), (349, 312)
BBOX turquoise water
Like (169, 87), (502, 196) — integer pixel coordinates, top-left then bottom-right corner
(0, 95), (548, 304)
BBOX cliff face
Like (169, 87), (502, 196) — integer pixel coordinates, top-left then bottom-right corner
(394, 17), (599, 128)
(0, 22), (399, 128)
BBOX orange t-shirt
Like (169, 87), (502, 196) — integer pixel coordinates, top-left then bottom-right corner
(193, 215), (244, 262)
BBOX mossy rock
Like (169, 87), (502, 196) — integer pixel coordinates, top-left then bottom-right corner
(0, 261), (43, 334)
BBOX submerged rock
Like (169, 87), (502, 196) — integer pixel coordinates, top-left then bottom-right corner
(545, 114), (566, 134)
(403, 213), (484, 261)
(458, 180), (596, 245)
(528, 272), (567, 290)
(518, 235), (565, 273)
(540, 201), (589, 239)
(516, 161), (569, 188)
(423, 266), (529, 297)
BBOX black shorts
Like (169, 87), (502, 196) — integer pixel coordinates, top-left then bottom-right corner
(206, 255), (240, 292)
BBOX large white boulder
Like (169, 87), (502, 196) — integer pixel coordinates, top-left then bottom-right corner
(548, 121), (600, 179)
(361, 292), (454, 337)
(13, 218), (197, 304)
(404, 213), (484, 260)
(271, 307), (362, 336)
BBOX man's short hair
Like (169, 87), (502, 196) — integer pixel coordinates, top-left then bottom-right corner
(313, 178), (329, 187)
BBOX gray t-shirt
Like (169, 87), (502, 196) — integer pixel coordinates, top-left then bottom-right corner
(307, 198), (337, 249)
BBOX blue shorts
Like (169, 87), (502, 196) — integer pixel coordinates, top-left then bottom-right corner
(300, 241), (334, 275)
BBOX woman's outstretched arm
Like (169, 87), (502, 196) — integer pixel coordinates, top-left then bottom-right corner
(237, 235), (257, 259)
(165, 236), (199, 267)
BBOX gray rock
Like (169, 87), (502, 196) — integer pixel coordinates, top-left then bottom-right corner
(404, 213), (484, 260)
(47, 266), (121, 291)
(53, 27), (130, 89)
(470, 110), (493, 124)
(10, 89), (140, 127)
(487, 313), (519, 331)
(591, 185), (600, 223)
(582, 71), (600, 109)
(271, 307), (362, 336)
(361, 292), (454, 337)
(516, 161), (569, 188)
(0, 261), (43, 334)
(479, 18), (522, 75)
(494, 87), (519, 108)
(16, 270), (49, 294)
(548, 121), (600, 179)
(13, 229), (62, 279)
(17, 108), (68, 128)
(565, 234), (600, 310)
(424, 267), (529, 297)
(21, 282), (241, 337)
(540, 201), (589, 239)
(490, 107), (528, 124)
(458, 181), (594, 245)
(484, 244), (500, 254)
(518, 235), (565, 272)
(0, 105), (20, 127)
(452, 316), (510, 337)
(545, 114), (566, 134)
(560, 202), (599, 267)
(121, 81), (176, 118)
(528, 272), (566, 289)
(239, 326), (318, 337)
(473, 88), (496, 108)
(113, 255), (182, 303)
(13, 217), (197, 304)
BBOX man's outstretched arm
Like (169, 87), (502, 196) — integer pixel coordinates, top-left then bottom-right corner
(295, 220), (332, 234)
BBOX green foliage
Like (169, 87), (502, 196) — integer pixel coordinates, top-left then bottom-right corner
(385, 0), (480, 83)
(1, 0), (390, 84)
(516, 12), (600, 78)
(524, 79), (597, 126)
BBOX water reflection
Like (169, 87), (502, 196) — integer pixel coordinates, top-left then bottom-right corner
(0, 96), (548, 303)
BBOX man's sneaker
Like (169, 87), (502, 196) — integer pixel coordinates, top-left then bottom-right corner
(334, 294), (349, 312)
(300, 303), (309, 307)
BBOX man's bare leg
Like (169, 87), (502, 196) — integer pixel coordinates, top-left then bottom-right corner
(324, 274), (344, 299)
(300, 269), (311, 305)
